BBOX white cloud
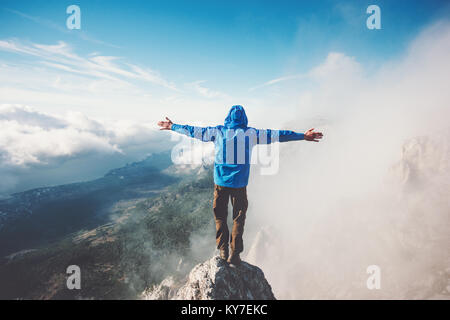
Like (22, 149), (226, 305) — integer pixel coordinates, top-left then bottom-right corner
(245, 20), (450, 299)
(0, 104), (169, 167)
(309, 52), (362, 81)
(248, 73), (307, 91)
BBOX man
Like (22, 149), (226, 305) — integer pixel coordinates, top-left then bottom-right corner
(158, 105), (322, 265)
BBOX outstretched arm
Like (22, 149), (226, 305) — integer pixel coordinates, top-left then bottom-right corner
(157, 117), (218, 142)
(256, 128), (323, 144)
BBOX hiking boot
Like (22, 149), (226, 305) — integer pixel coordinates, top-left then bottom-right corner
(227, 252), (241, 266)
(219, 248), (229, 261)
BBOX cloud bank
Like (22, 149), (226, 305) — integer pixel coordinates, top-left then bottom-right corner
(0, 104), (172, 195)
(244, 20), (450, 299)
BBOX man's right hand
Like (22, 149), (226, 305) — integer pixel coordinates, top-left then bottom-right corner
(157, 117), (173, 130)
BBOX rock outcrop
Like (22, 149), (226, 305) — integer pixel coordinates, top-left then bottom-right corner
(142, 256), (275, 300)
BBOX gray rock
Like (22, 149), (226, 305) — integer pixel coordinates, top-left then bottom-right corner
(142, 256), (276, 300)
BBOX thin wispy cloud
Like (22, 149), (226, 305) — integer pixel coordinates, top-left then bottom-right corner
(186, 80), (229, 99)
(4, 8), (121, 49)
(0, 39), (177, 90)
(0, 39), (232, 127)
(249, 73), (307, 91)
(249, 53), (360, 91)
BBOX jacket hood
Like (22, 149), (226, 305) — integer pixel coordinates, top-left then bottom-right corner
(224, 105), (248, 129)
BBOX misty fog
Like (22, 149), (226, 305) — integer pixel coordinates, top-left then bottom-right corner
(242, 21), (450, 299)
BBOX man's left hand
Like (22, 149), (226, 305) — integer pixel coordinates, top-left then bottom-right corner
(304, 128), (323, 142)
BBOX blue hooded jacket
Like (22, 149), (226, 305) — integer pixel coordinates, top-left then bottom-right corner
(171, 105), (305, 188)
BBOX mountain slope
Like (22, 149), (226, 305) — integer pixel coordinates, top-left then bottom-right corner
(0, 152), (177, 257)
(0, 155), (217, 299)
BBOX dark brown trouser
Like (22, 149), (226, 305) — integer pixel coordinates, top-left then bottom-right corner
(213, 184), (248, 254)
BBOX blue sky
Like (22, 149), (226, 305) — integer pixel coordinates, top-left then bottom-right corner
(0, 0), (449, 194)
(1, 0), (448, 96)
